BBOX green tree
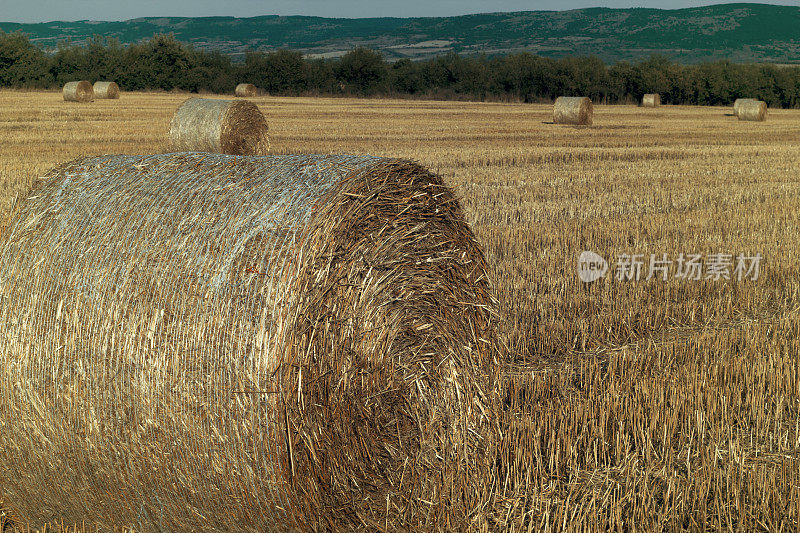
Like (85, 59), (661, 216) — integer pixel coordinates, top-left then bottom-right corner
(388, 58), (421, 95)
(608, 61), (641, 104)
(243, 49), (307, 95)
(306, 58), (339, 94)
(187, 50), (235, 94)
(335, 47), (387, 96)
(120, 34), (197, 91)
(0, 31), (51, 87)
(490, 53), (556, 102)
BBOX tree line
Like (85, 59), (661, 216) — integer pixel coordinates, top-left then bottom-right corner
(2, 32), (800, 108)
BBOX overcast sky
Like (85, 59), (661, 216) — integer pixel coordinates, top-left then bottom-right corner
(1, 0), (798, 23)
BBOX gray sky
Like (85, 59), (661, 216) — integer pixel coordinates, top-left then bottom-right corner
(1, 0), (798, 23)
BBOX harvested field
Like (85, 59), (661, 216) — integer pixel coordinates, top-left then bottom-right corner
(0, 91), (799, 531)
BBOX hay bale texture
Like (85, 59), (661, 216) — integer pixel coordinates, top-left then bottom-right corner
(62, 81), (93, 103)
(642, 93), (661, 107)
(553, 96), (593, 125)
(93, 81), (120, 99)
(0, 153), (497, 531)
(733, 98), (757, 117)
(235, 83), (258, 97)
(169, 98), (269, 155)
(737, 100), (767, 122)
(0, 497), (19, 533)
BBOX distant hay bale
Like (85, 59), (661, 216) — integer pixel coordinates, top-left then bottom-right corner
(737, 100), (767, 122)
(553, 96), (593, 125)
(0, 153), (497, 531)
(62, 81), (93, 103)
(169, 98), (270, 155)
(733, 98), (757, 117)
(93, 81), (120, 99)
(235, 83), (258, 97)
(642, 93), (661, 107)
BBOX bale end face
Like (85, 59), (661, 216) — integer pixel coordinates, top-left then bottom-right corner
(553, 96), (593, 125)
(62, 81), (94, 103)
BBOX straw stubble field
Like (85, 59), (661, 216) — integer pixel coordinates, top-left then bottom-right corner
(0, 90), (799, 531)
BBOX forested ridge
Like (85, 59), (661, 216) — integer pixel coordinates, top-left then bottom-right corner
(2, 33), (800, 107)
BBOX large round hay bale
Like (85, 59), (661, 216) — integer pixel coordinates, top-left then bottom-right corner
(737, 100), (767, 122)
(169, 98), (270, 155)
(642, 93), (661, 107)
(235, 83), (258, 97)
(553, 96), (593, 125)
(733, 98), (757, 117)
(0, 153), (497, 531)
(93, 81), (120, 99)
(62, 81), (93, 103)
(0, 498), (19, 533)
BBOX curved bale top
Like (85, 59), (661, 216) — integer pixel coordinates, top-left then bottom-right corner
(733, 98), (756, 117)
(235, 83), (258, 97)
(553, 96), (593, 125)
(169, 98), (270, 155)
(62, 81), (93, 103)
(642, 93), (661, 107)
(0, 153), (497, 532)
(93, 81), (120, 99)
(737, 100), (767, 122)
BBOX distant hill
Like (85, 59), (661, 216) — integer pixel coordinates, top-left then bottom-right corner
(2, 3), (800, 63)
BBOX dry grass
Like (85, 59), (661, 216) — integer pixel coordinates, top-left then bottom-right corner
(0, 89), (799, 531)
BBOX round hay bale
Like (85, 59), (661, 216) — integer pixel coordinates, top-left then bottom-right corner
(0, 497), (19, 533)
(169, 98), (270, 155)
(641, 93), (661, 107)
(737, 100), (767, 122)
(553, 96), (593, 125)
(235, 83), (258, 97)
(0, 153), (497, 531)
(733, 98), (757, 117)
(93, 81), (120, 99)
(62, 81), (93, 103)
